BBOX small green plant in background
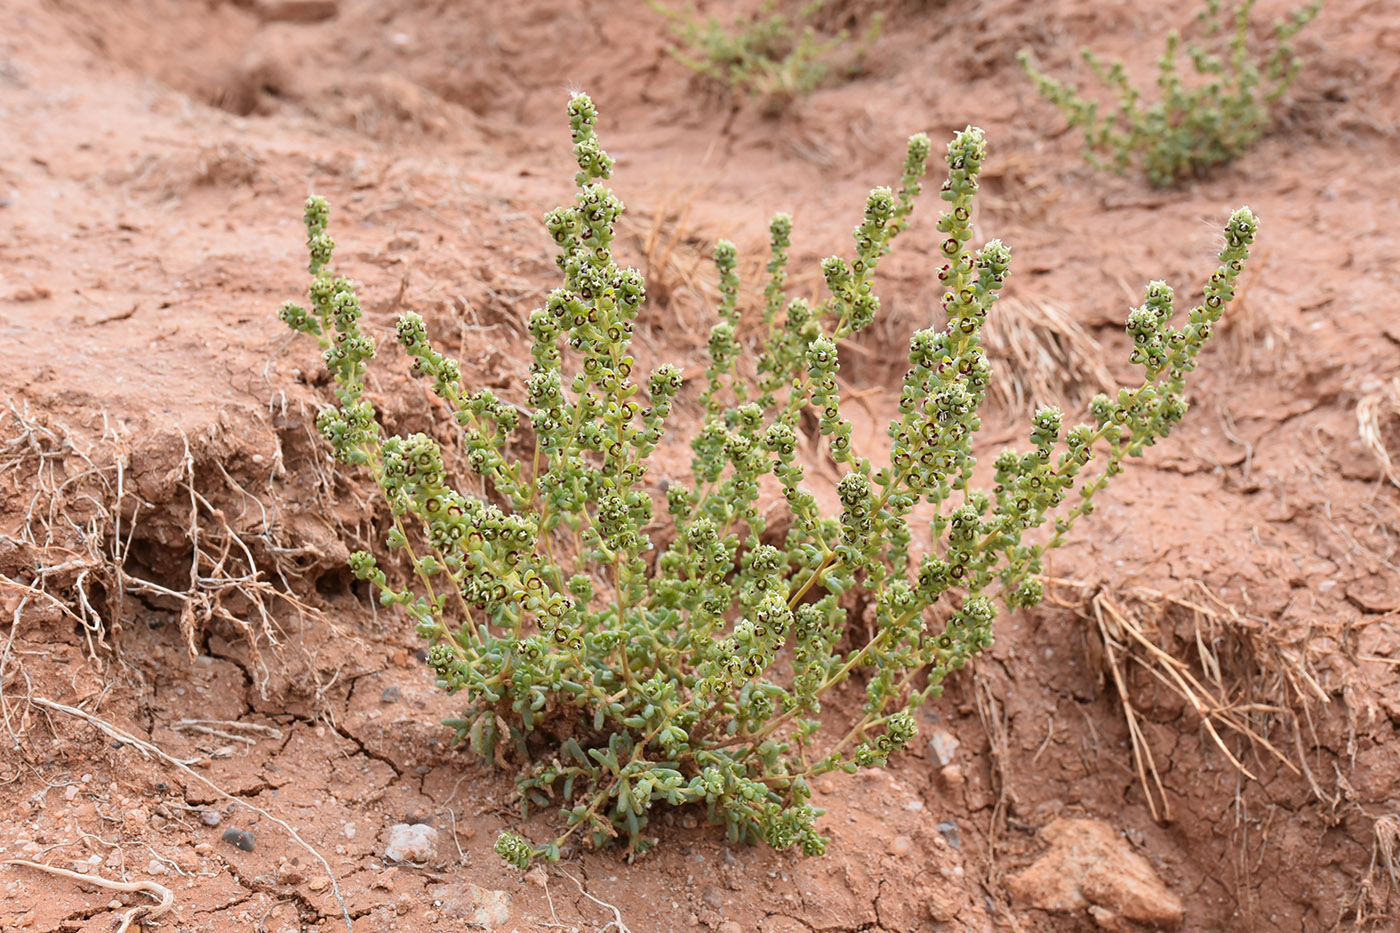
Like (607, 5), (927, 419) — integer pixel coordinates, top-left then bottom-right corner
(1019, 0), (1321, 186)
(278, 92), (1257, 867)
(650, 1), (882, 109)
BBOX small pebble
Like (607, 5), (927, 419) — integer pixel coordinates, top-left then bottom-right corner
(890, 834), (913, 857)
(936, 820), (961, 850)
(222, 828), (256, 852)
(202, 810), (222, 827)
(928, 730), (960, 767)
(380, 686), (402, 704)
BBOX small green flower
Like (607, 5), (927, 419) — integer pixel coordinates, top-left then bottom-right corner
(494, 832), (536, 870)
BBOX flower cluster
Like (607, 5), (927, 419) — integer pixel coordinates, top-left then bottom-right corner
(1019, 0), (1321, 186)
(278, 92), (1257, 867)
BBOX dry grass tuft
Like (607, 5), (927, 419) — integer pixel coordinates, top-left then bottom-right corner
(971, 668), (1022, 922)
(980, 295), (1116, 417)
(621, 184), (808, 406)
(622, 180), (720, 358)
(1216, 246), (1289, 376)
(1356, 378), (1400, 491)
(117, 140), (262, 204)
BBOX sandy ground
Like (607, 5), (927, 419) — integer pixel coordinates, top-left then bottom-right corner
(1, 0), (1399, 930)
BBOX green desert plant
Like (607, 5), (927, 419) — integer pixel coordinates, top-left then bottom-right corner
(277, 92), (1258, 867)
(651, 0), (882, 108)
(1019, 0), (1321, 186)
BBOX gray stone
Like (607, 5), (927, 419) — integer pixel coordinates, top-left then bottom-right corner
(222, 828), (254, 851)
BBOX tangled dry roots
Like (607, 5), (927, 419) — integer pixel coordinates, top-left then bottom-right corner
(1047, 578), (1331, 821)
(0, 399), (353, 700)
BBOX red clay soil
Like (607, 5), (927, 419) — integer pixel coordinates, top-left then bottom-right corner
(1, 1), (1399, 931)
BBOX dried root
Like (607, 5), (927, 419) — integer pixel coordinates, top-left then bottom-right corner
(1048, 578), (1330, 821)
(0, 398), (358, 743)
(1346, 813), (1400, 928)
(23, 695), (353, 932)
(3, 858), (174, 933)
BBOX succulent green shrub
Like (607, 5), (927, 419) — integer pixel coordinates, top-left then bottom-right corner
(1019, 0), (1321, 186)
(650, 0), (882, 108)
(278, 92), (1258, 867)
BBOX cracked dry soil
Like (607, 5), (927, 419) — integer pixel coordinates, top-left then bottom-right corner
(2, 0), (1400, 930)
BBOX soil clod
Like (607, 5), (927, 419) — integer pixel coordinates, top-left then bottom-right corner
(1007, 818), (1184, 929)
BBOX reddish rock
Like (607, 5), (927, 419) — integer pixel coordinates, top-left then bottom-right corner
(1007, 818), (1184, 929)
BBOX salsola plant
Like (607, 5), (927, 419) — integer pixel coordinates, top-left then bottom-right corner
(650, 0), (882, 109)
(277, 92), (1258, 866)
(1020, 0), (1321, 186)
